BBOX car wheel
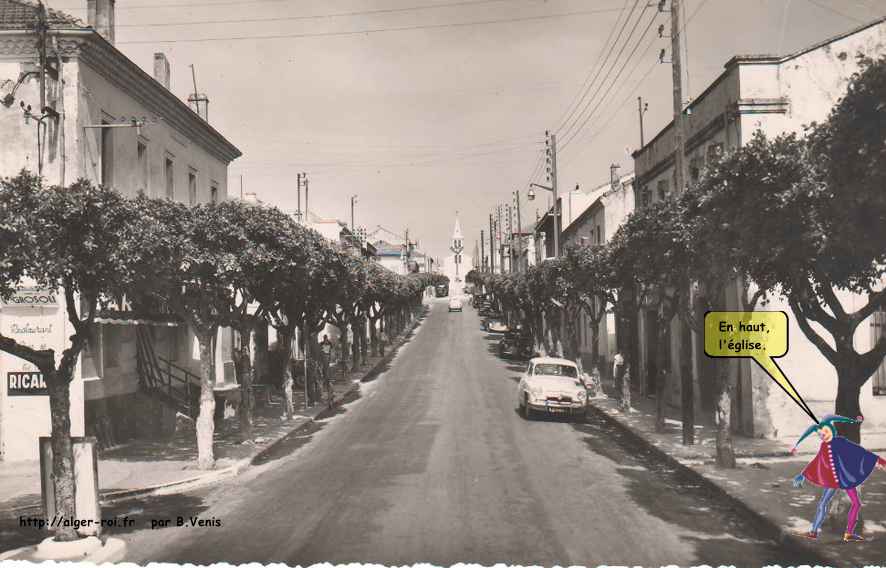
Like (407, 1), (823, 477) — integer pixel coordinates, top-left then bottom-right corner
(523, 394), (533, 420)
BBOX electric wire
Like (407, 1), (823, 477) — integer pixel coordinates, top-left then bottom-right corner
(552, 0), (633, 135)
(116, 7), (626, 44)
(557, 2), (652, 145)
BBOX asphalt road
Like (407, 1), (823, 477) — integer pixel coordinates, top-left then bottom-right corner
(121, 298), (819, 566)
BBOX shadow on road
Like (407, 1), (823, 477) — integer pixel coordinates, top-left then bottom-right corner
(0, 493), (211, 551)
(572, 410), (824, 566)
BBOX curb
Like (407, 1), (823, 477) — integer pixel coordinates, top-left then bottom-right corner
(586, 401), (838, 567)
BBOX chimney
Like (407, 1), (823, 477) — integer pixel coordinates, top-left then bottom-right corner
(153, 53), (170, 90)
(610, 163), (621, 189)
(87, 0), (116, 45)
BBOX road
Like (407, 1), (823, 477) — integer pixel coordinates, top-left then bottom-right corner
(121, 298), (819, 566)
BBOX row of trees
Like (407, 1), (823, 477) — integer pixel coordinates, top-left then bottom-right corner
(469, 54), (886, 467)
(0, 173), (446, 541)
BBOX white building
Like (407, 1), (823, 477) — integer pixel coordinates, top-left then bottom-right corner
(442, 215), (472, 296)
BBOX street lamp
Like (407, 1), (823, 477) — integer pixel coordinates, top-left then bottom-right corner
(529, 182), (558, 258)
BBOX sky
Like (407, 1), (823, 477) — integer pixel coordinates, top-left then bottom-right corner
(48, 0), (886, 262)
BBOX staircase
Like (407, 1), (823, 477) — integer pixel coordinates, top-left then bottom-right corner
(136, 327), (201, 420)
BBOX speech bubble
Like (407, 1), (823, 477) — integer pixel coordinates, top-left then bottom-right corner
(704, 311), (817, 423)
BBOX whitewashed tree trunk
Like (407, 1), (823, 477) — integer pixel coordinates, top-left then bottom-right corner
(196, 330), (217, 470)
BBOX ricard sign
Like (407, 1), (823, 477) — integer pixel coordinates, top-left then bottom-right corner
(7, 371), (49, 396)
(1, 288), (58, 309)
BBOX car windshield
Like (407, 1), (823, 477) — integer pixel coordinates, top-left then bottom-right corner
(532, 363), (578, 378)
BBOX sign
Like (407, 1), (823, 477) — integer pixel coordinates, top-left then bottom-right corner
(7, 371), (49, 396)
(1, 288), (58, 309)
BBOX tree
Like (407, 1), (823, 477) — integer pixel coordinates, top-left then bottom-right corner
(607, 198), (696, 438)
(0, 174), (140, 541)
(571, 244), (618, 373)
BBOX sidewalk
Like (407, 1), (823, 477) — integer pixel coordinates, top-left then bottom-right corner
(0, 311), (426, 516)
(588, 388), (886, 567)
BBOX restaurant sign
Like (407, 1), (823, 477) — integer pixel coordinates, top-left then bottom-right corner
(7, 372), (49, 396)
(1, 288), (58, 309)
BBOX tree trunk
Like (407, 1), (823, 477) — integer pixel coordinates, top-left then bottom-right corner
(196, 330), (217, 470)
(235, 324), (255, 442)
(655, 317), (669, 433)
(278, 326), (294, 420)
(715, 359), (736, 468)
(46, 368), (78, 541)
(351, 321), (359, 370)
(680, 317), (695, 446)
(835, 374), (863, 444)
(620, 365), (632, 413)
(339, 325), (350, 374)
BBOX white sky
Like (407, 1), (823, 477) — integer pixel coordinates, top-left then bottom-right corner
(49, 0), (886, 261)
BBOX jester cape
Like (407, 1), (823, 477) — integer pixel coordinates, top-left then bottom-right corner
(795, 416), (886, 489)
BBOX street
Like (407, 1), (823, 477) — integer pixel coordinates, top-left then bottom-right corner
(119, 299), (819, 566)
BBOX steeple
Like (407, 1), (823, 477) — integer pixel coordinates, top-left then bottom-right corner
(452, 212), (463, 242)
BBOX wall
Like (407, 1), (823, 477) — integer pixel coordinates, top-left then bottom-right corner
(0, 288), (85, 461)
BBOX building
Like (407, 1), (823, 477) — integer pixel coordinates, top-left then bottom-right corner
(0, 0), (241, 460)
(561, 172), (636, 375)
(442, 215), (472, 295)
(369, 226), (432, 275)
(631, 16), (886, 441)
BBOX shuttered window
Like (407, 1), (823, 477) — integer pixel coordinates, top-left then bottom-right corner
(873, 309), (886, 396)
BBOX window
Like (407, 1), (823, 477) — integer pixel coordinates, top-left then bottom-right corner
(689, 156), (702, 183)
(873, 310), (886, 396)
(188, 169), (197, 206)
(165, 156), (174, 199)
(641, 186), (651, 207)
(596, 226), (602, 244)
(100, 122), (113, 187)
(210, 181), (219, 204)
(657, 179), (669, 201)
(137, 141), (148, 195)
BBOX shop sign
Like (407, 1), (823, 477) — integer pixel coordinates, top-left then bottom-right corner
(1, 288), (58, 309)
(7, 371), (49, 396)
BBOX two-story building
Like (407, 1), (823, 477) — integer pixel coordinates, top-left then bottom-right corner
(0, 0), (241, 460)
(631, 15), (886, 442)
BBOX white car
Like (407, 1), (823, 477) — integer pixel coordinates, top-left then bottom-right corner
(517, 357), (588, 421)
(448, 297), (463, 312)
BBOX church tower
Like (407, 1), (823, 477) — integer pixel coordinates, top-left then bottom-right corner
(443, 212), (471, 295)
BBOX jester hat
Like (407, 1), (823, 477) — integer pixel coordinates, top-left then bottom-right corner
(792, 414), (860, 451)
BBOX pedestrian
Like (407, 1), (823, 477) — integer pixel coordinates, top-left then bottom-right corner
(612, 352), (625, 399)
(320, 334), (332, 380)
(791, 414), (886, 542)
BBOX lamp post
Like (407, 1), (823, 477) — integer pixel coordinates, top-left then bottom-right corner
(528, 182), (558, 258)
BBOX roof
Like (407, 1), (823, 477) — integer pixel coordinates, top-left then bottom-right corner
(452, 214), (463, 240)
(530, 357), (578, 366)
(373, 239), (403, 256)
(0, 0), (85, 30)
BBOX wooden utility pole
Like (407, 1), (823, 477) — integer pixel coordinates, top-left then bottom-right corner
(514, 190), (522, 273)
(638, 96), (648, 147)
(296, 173), (301, 221)
(488, 214), (495, 274)
(669, 0), (693, 446)
(480, 229), (486, 272)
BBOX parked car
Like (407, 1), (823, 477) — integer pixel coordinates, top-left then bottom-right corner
(517, 357), (588, 421)
(448, 297), (463, 312)
(486, 319), (509, 334)
(498, 330), (533, 359)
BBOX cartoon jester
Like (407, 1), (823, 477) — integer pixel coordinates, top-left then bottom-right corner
(791, 414), (886, 542)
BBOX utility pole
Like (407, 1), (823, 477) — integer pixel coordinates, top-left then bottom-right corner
(296, 173), (301, 221)
(668, 0), (693, 446)
(506, 204), (513, 274)
(545, 131), (559, 258)
(488, 214), (495, 274)
(350, 194), (358, 231)
(403, 227), (410, 274)
(638, 96), (648, 148)
(304, 173), (309, 223)
(480, 229), (486, 272)
(514, 190), (522, 273)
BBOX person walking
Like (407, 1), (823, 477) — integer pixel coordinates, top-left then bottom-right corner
(320, 335), (332, 380)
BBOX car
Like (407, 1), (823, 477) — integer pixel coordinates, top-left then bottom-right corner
(517, 357), (588, 421)
(499, 330), (534, 359)
(448, 297), (463, 312)
(487, 319), (509, 334)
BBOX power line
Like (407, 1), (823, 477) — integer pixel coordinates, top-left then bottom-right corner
(557, 2), (651, 145)
(553, 0), (633, 134)
(116, 7), (626, 44)
(559, 8), (658, 151)
(114, 0), (524, 28)
(803, 0), (864, 23)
